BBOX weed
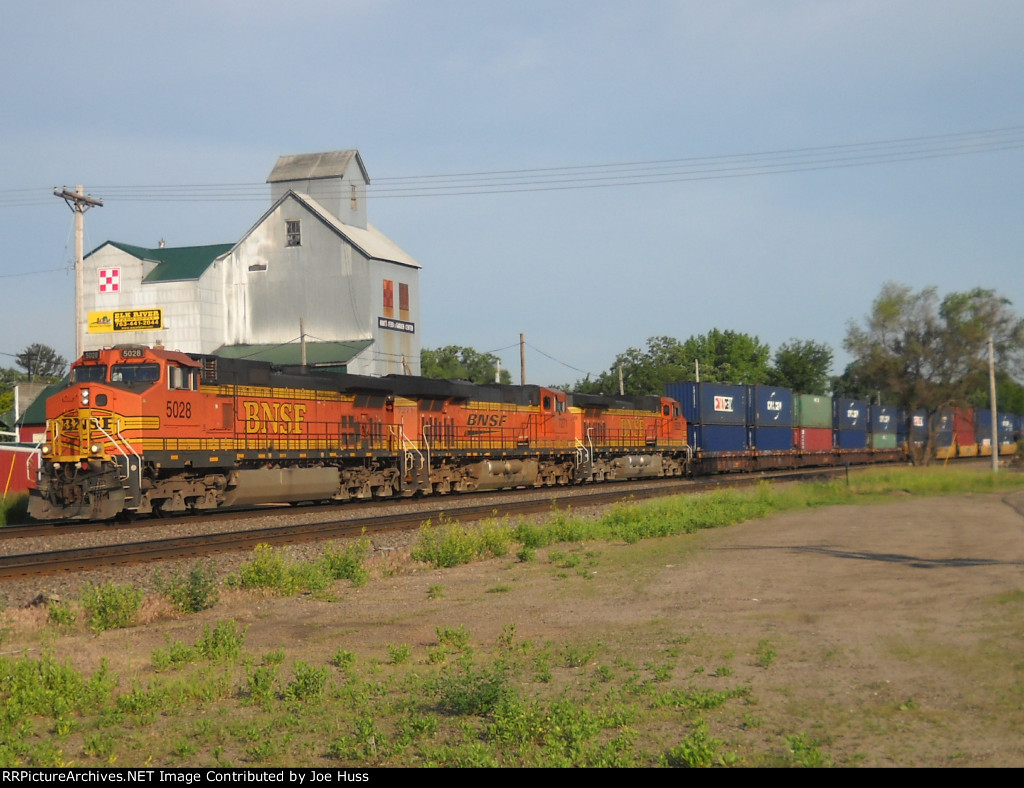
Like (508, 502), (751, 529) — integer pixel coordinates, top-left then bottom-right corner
(436, 661), (511, 715)
(756, 639), (777, 668)
(80, 582), (142, 632)
(387, 643), (412, 665)
(151, 637), (197, 671)
(226, 544), (298, 595)
(563, 641), (599, 668)
(786, 733), (834, 767)
(284, 662), (328, 702)
(497, 623), (516, 650)
(195, 620), (247, 662)
(47, 601), (77, 628)
(245, 664), (279, 707)
(332, 650), (356, 671)
(662, 717), (724, 768)
(155, 560), (219, 613)
(427, 584), (444, 600)
(436, 624), (470, 652)
(321, 537), (371, 586)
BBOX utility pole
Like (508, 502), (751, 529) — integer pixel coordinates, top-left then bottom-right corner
(520, 333), (526, 386)
(989, 335), (998, 474)
(55, 185), (103, 358)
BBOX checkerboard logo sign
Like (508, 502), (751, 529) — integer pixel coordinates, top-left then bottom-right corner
(98, 268), (120, 293)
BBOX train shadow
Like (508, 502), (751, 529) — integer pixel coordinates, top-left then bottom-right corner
(713, 544), (1023, 569)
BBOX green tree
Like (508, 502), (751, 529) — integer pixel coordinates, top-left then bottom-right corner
(570, 331), (773, 396)
(843, 282), (1024, 462)
(421, 346), (511, 385)
(768, 339), (833, 394)
(16, 343), (67, 381)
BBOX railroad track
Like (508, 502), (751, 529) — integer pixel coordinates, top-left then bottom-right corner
(0, 466), (849, 580)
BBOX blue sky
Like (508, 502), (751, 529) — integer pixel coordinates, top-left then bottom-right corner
(2, 1), (1022, 387)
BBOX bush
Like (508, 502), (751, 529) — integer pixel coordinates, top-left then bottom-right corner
(227, 544), (298, 595)
(195, 620), (247, 662)
(321, 538), (371, 586)
(80, 582), (142, 632)
(156, 560), (220, 613)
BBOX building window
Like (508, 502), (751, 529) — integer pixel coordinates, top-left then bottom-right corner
(286, 220), (301, 247)
(382, 279), (394, 309)
(399, 283), (409, 312)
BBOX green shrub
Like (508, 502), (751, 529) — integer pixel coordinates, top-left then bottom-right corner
(47, 601), (77, 628)
(662, 718), (724, 768)
(195, 620), (247, 662)
(227, 544), (298, 595)
(284, 661), (328, 702)
(80, 582), (142, 632)
(321, 538), (371, 586)
(156, 560), (220, 613)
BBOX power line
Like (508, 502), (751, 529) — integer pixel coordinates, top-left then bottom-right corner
(1, 125), (1021, 207)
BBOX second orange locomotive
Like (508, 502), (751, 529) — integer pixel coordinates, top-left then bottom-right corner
(30, 345), (690, 520)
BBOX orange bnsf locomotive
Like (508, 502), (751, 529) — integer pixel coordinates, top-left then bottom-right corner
(29, 346), (690, 520)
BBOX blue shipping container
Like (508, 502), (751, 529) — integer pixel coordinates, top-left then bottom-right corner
(689, 424), (748, 454)
(910, 410), (928, 443)
(833, 399), (867, 431)
(748, 386), (794, 427)
(665, 382), (748, 426)
(869, 406), (896, 433)
(749, 426), (794, 452)
(835, 429), (867, 449)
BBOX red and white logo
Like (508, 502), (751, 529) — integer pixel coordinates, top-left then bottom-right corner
(98, 268), (120, 293)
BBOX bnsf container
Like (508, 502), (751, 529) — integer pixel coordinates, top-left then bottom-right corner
(794, 427), (833, 451)
(833, 399), (867, 431)
(749, 426), (793, 451)
(835, 429), (867, 450)
(748, 386), (794, 427)
(868, 406), (896, 434)
(794, 394), (831, 428)
(688, 424), (748, 454)
(665, 382), (747, 426)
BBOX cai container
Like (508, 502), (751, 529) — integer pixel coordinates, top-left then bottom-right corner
(665, 382), (747, 426)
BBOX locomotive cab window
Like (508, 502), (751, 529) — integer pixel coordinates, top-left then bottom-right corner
(71, 365), (107, 383)
(110, 363), (161, 385)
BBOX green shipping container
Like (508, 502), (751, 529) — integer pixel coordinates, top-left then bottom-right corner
(794, 394), (831, 428)
(871, 433), (897, 449)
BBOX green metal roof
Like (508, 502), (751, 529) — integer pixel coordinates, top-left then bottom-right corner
(16, 382), (68, 426)
(103, 242), (235, 282)
(213, 340), (373, 370)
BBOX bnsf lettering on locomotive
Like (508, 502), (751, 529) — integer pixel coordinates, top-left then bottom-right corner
(61, 415), (114, 432)
(242, 401), (308, 434)
(466, 413), (508, 428)
(713, 396), (734, 412)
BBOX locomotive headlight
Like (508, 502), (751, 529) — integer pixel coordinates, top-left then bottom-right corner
(41, 444), (52, 456)
(90, 443), (102, 455)
(80, 388), (90, 406)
